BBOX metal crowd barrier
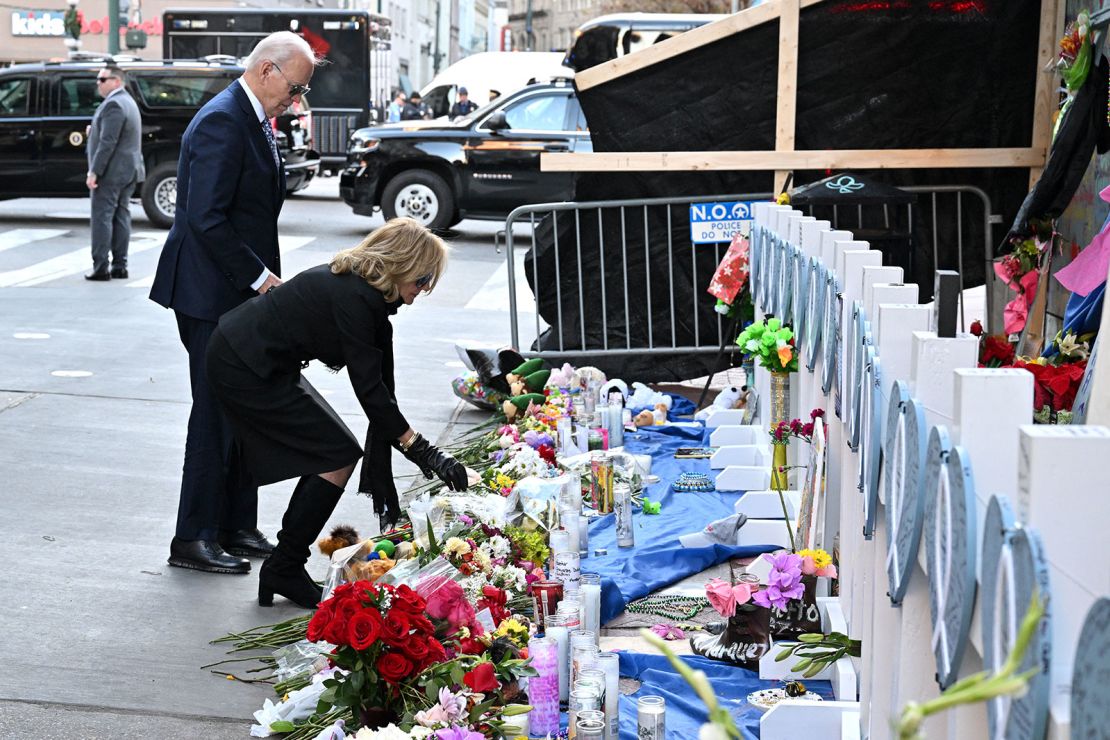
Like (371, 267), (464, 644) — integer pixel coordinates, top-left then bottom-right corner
(503, 185), (997, 360)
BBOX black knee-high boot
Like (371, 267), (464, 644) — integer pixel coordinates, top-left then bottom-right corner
(258, 475), (343, 608)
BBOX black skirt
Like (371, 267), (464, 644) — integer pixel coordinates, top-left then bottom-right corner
(205, 328), (362, 486)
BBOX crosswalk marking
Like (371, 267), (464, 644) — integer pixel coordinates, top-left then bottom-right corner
(0, 229), (68, 254)
(126, 234), (317, 288)
(464, 251), (535, 311)
(0, 231), (166, 288)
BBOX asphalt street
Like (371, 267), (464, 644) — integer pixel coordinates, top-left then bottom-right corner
(0, 177), (538, 738)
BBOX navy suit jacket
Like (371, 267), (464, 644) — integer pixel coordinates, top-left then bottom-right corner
(150, 80), (285, 322)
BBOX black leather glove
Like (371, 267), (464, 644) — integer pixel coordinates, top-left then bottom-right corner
(401, 433), (468, 491)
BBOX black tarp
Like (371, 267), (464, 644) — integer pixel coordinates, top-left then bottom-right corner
(526, 0), (1042, 381)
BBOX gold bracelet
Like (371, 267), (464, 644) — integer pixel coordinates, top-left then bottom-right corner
(400, 432), (421, 453)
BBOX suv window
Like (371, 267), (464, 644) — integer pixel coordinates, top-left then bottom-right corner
(59, 77), (101, 116)
(0, 78), (31, 116)
(134, 74), (232, 108)
(502, 92), (571, 132)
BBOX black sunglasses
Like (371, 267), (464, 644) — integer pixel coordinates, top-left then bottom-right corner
(415, 273), (433, 289)
(96, 75), (116, 83)
(270, 61), (311, 97)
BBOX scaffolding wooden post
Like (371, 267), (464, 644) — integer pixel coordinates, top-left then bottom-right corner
(775, 0), (800, 195)
(1028, 0), (1065, 188)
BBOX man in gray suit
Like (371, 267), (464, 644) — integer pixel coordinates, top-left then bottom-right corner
(85, 65), (144, 281)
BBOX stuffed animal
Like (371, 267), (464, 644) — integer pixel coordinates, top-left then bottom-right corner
(549, 362), (580, 388)
(502, 393), (546, 422)
(317, 525), (360, 557)
(633, 409), (656, 427)
(694, 386), (745, 421)
(627, 382), (674, 412)
(349, 554), (395, 582)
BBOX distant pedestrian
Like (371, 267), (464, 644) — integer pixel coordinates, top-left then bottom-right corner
(386, 89), (405, 123)
(449, 86), (478, 119)
(401, 91), (431, 120)
(85, 65), (144, 281)
(150, 31), (320, 576)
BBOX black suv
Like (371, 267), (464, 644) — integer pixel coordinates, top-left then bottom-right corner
(339, 79), (591, 230)
(0, 57), (319, 229)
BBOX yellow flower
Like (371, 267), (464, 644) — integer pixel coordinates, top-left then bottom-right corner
(776, 192), (790, 205)
(444, 537), (471, 558)
(797, 548), (831, 569)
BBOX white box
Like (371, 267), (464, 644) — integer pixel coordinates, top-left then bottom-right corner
(703, 408), (748, 428)
(709, 425), (766, 446)
(716, 465), (771, 492)
(734, 489), (802, 518)
(710, 445), (772, 469)
(736, 518), (795, 548)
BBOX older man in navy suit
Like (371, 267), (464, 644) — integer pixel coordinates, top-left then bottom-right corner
(150, 32), (319, 574)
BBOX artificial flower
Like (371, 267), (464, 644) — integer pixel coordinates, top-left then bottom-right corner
(980, 335), (1015, 367)
(705, 578), (754, 617)
(650, 623), (687, 640)
(752, 552), (805, 611)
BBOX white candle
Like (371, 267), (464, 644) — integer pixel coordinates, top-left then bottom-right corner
(579, 573), (602, 643)
(545, 612), (571, 702)
(560, 507), (581, 553)
(595, 652), (620, 740)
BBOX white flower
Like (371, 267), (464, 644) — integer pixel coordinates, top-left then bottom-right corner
(487, 535), (511, 558)
(698, 723), (731, 740)
(352, 724), (414, 740)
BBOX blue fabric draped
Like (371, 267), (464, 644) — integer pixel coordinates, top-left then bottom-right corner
(1042, 282), (1103, 358)
(584, 425), (779, 624)
(615, 652), (835, 740)
(629, 391), (698, 420)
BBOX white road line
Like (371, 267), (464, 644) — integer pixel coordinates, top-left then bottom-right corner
(0, 231), (166, 288)
(464, 251), (535, 311)
(126, 234), (317, 288)
(0, 229), (69, 254)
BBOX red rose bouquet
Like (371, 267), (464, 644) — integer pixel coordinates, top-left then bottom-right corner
(308, 581), (447, 728)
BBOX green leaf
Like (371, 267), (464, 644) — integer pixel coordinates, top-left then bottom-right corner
(269, 720), (296, 732)
(451, 665), (465, 686)
(426, 513), (439, 552)
(350, 671), (364, 692)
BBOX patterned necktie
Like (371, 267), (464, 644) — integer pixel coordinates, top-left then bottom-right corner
(260, 117), (280, 170)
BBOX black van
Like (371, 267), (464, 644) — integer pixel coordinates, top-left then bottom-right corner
(0, 57), (318, 228)
(563, 12), (726, 73)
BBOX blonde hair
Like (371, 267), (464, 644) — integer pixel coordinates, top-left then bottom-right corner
(330, 217), (449, 302)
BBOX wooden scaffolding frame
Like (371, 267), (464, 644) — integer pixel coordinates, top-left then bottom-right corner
(543, 0), (1063, 193)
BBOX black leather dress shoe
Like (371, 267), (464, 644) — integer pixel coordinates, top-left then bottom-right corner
(84, 270), (111, 281)
(167, 537), (250, 574)
(110, 268), (128, 279)
(218, 528), (276, 558)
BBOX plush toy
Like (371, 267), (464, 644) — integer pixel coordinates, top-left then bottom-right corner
(549, 362), (580, 388)
(627, 382), (674, 412)
(349, 554), (395, 582)
(317, 525), (361, 557)
(736, 385), (752, 410)
(577, 366), (607, 387)
(599, 379), (629, 404)
(633, 409), (656, 427)
(502, 393), (546, 422)
(694, 386), (745, 421)
(394, 541), (417, 560)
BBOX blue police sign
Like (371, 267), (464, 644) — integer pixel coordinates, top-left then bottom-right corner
(689, 201), (754, 244)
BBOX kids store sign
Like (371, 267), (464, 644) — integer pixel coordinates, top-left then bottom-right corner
(11, 10), (162, 36)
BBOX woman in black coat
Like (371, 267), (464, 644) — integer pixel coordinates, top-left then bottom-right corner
(205, 217), (468, 608)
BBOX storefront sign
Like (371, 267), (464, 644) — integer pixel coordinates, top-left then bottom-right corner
(883, 381), (927, 604)
(922, 427), (977, 689)
(688, 201), (754, 244)
(980, 494), (1051, 740)
(11, 10), (65, 36)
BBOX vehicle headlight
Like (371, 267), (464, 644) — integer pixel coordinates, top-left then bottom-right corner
(349, 134), (380, 154)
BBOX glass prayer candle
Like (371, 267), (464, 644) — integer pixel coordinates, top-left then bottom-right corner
(595, 651), (621, 740)
(526, 636), (559, 736)
(568, 687), (601, 740)
(637, 695), (666, 740)
(543, 612), (571, 703)
(575, 718), (606, 739)
(579, 572), (602, 641)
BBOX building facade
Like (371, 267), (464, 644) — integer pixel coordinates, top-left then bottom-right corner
(505, 0), (603, 53)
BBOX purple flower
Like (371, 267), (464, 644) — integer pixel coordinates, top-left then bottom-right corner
(523, 430), (554, 449)
(752, 552), (805, 610)
(435, 727), (485, 740)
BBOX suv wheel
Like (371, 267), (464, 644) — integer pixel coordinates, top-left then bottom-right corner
(381, 170), (454, 231)
(141, 162), (178, 229)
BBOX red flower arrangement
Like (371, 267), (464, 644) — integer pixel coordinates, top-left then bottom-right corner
(1013, 359), (1088, 412)
(308, 582), (447, 725)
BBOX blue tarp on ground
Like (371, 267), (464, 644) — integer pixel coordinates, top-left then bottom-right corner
(583, 424), (778, 623)
(615, 652), (835, 740)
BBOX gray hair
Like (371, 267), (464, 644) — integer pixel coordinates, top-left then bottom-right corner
(244, 31), (320, 71)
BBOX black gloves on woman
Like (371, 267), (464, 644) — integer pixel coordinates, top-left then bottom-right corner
(400, 433), (468, 491)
